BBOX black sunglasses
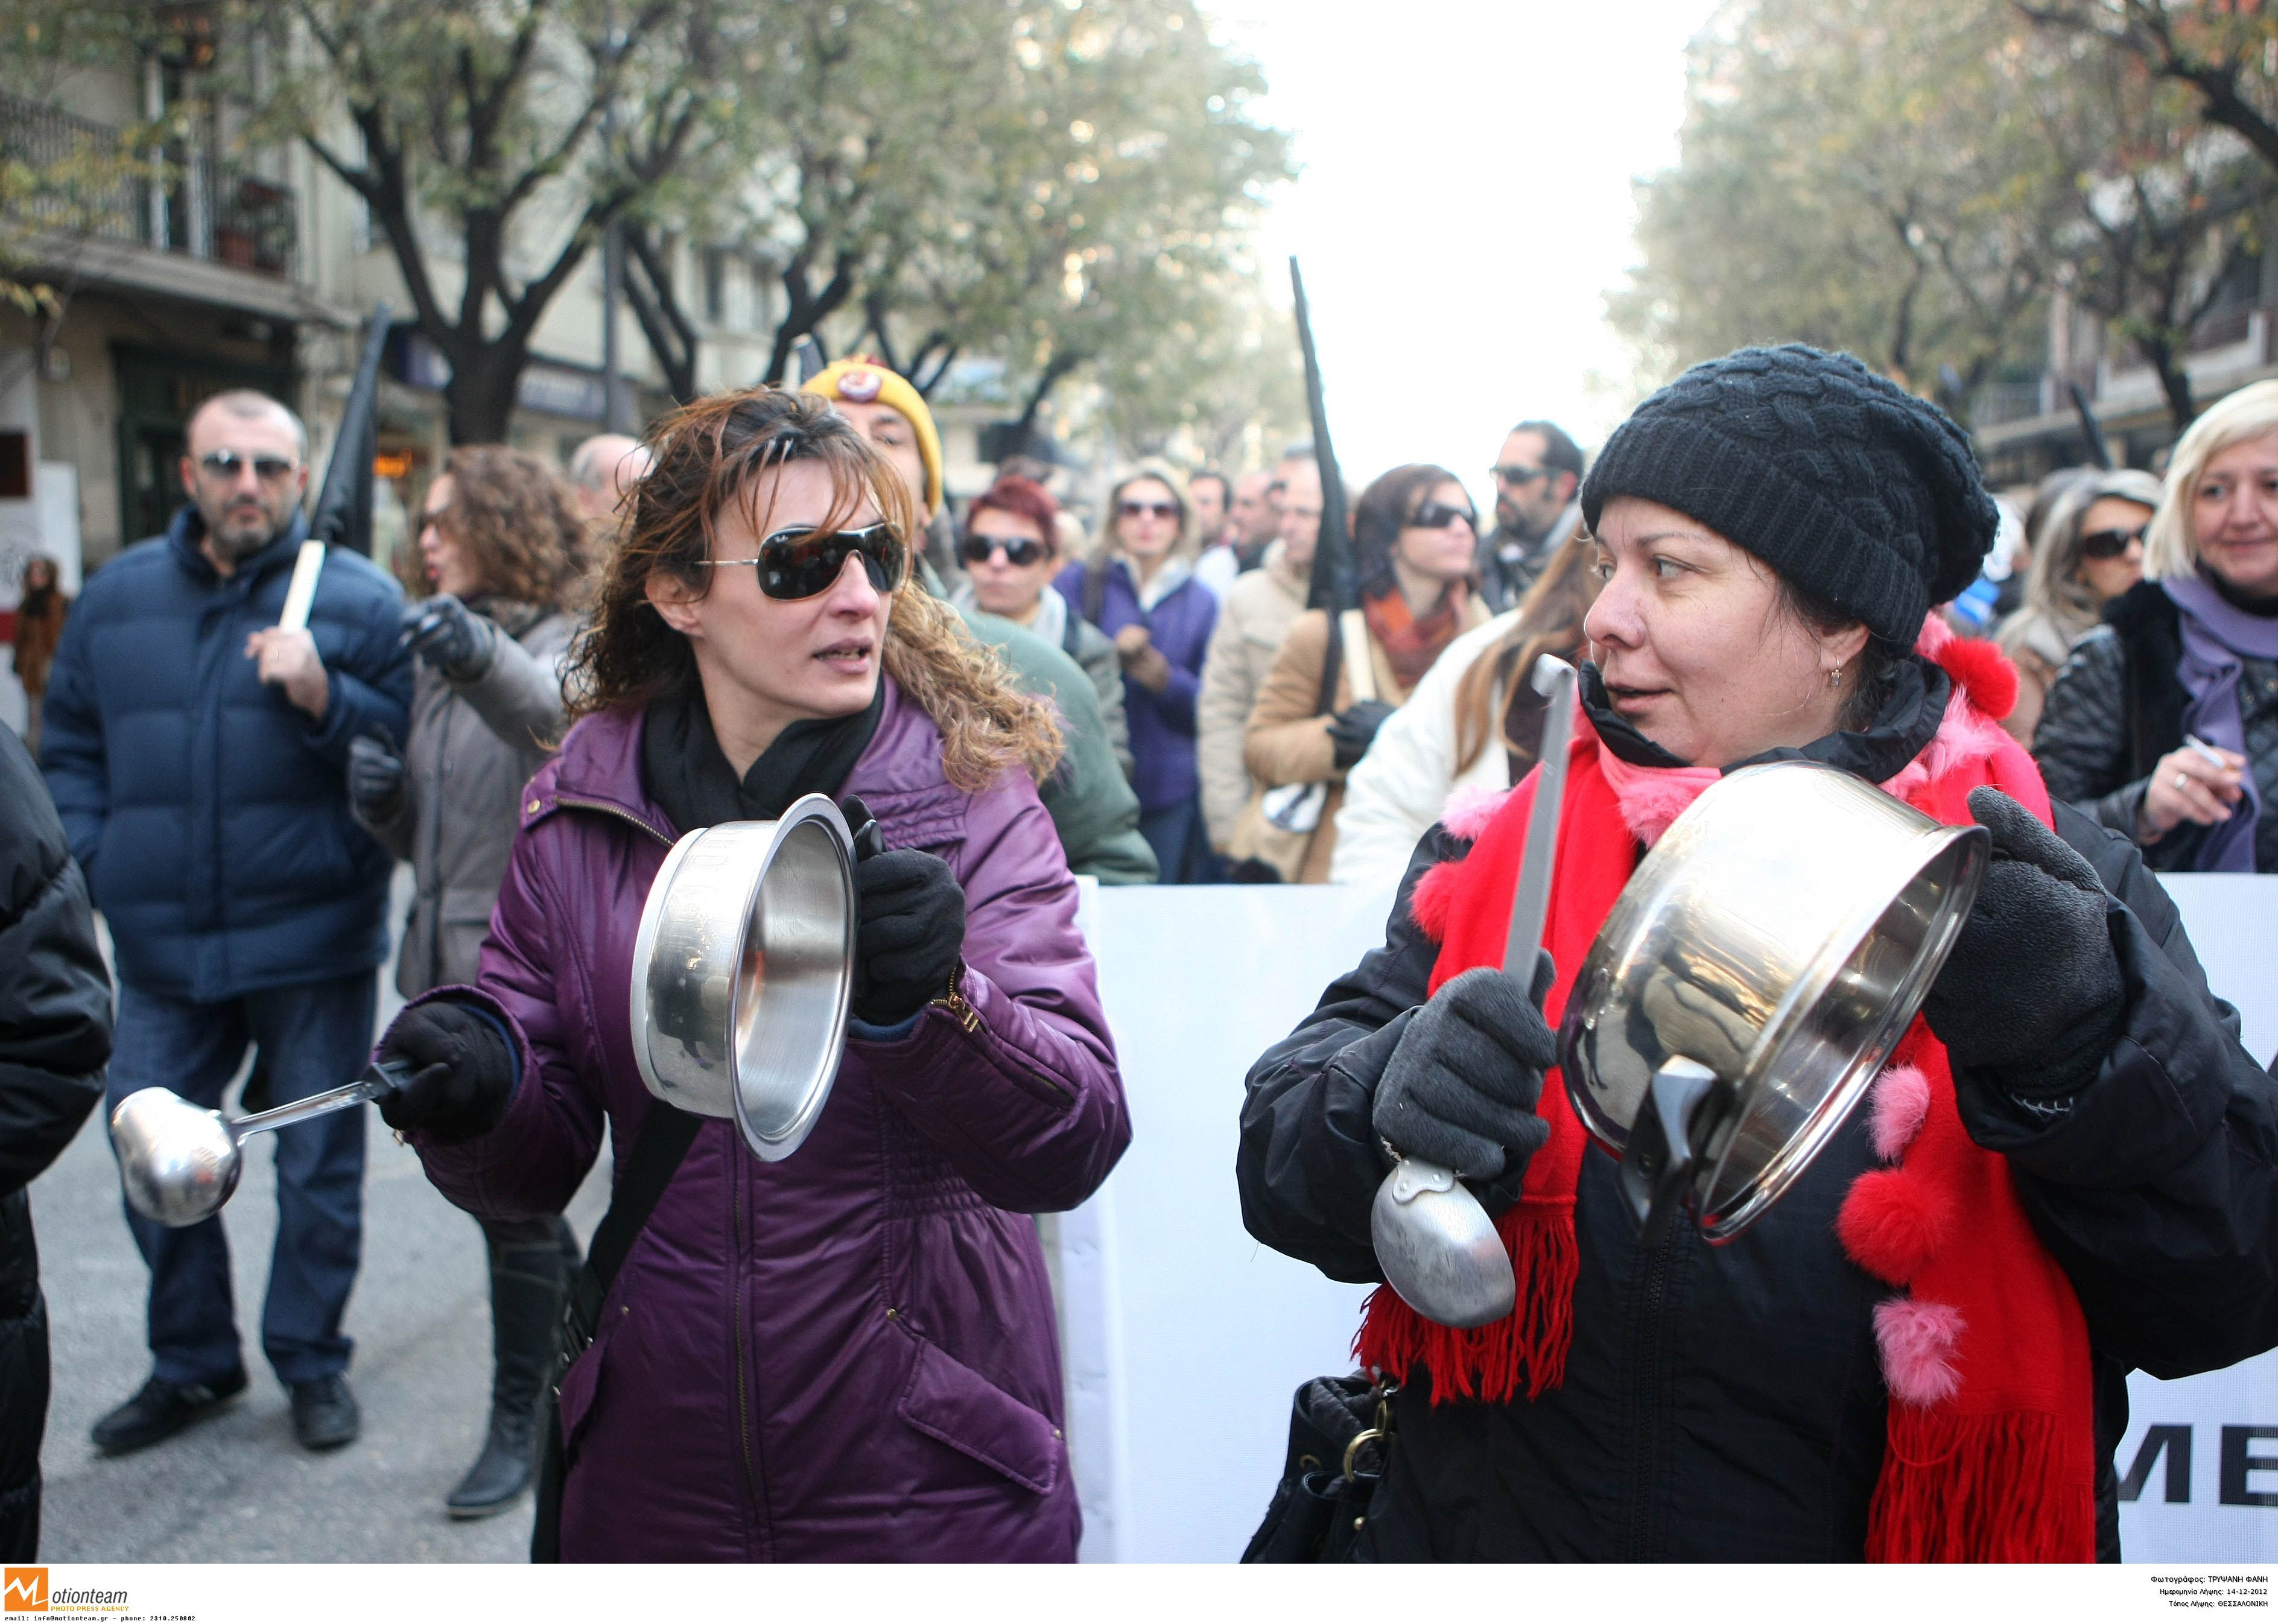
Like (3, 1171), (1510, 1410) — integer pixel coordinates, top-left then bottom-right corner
(1409, 500), (1477, 531)
(1489, 462), (1549, 486)
(960, 531), (1050, 568)
(1118, 499), (1179, 521)
(2080, 524), (2146, 560)
(697, 522), (907, 600)
(200, 449), (300, 482)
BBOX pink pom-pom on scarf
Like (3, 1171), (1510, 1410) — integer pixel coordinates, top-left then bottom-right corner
(1874, 1296), (1965, 1408)
(1439, 784), (1510, 843)
(1871, 1064), (1932, 1162)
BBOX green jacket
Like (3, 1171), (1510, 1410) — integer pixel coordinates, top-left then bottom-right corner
(957, 607), (1158, 886)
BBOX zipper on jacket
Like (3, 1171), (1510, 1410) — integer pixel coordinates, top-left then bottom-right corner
(732, 1150), (766, 1556)
(1621, 1220), (1682, 1561)
(548, 795), (675, 848)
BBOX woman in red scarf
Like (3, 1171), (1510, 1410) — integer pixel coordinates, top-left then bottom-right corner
(1240, 465), (1490, 882)
(1238, 345), (2278, 1561)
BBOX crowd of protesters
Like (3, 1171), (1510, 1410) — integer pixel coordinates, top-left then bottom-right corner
(4, 336), (2278, 1564)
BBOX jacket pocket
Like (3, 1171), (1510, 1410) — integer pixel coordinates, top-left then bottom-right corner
(896, 1333), (1065, 1496)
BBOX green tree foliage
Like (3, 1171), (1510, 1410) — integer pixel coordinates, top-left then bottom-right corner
(1610, 0), (2073, 420)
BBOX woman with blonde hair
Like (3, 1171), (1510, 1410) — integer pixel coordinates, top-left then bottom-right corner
(1994, 468), (2162, 743)
(1056, 462), (1219, 881)
(2036, 378), (2278, 870)
(1330, 517), (1596, 890)
(346, 443), (588, 1519)
(369, 388), (1128, 1559)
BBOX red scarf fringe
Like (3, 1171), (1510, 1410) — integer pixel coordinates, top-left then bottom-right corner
(1868, 1406), (2096, 1562)
(1354, 1196), (1578, 1402)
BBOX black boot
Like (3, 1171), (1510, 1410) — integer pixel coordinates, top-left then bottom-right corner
(446, 1219), (575, 1519)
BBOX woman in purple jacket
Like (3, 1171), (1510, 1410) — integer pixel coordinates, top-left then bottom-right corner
(1056, 465), (1220, 882)
(370, 389), (1130, 1561)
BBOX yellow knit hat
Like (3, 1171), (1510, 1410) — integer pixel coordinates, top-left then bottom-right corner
(802, 355), (944, 518)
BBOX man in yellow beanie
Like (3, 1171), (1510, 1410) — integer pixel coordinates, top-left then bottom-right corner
(802, 354), (1158, 885)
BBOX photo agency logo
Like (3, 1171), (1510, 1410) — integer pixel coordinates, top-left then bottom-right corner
(2, 1571), (130, 1618)
(2, 1570), (43, 1613)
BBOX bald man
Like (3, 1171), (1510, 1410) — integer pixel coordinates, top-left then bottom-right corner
(41, 389), (413, 1461)
(568, 433), (654, 525)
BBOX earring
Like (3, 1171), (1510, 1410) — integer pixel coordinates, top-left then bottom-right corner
(1827, 664), (1844, 691)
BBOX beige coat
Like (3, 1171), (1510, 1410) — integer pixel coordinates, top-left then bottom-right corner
(1243, 600), (1488, 884)
(1196, 545), (1307, 848)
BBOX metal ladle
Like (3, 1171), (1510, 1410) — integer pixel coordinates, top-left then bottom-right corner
(1370, 654), (1578, 1329)
(112, 1059), (413, 1228)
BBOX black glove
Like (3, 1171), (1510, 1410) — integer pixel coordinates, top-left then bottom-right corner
(1328, 699), (1397, 771)
(347, 734), (406, 823)
(1372, 957), (1558, 1202)
(376, 999), (518, 1143)
(845, 805), (967, 1027)
(402, 594), (495, 681)
(1920, 787), (2125, 1101)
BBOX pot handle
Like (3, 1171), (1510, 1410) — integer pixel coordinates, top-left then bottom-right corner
(1619, 1056), (1728, 1244)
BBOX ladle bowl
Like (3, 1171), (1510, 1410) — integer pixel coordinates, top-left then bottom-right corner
(113, 1059), (412, 1228)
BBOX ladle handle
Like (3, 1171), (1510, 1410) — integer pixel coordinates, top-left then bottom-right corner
(232, 1058), (414, 1139)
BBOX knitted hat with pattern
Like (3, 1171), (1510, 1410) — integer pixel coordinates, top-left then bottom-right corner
(1579, 344), (1997, 645)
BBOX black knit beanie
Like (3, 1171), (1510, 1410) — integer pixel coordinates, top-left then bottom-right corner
(1579, 344), (1997, 645)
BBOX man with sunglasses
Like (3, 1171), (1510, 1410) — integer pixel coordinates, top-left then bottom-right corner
(1479, 420), (1585, 612)
(40, 389), (412, 1461)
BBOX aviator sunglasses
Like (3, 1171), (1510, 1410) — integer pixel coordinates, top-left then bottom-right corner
(2080, 524), (2147, 560)
(960, 531), (1050, 568)
(1118, 498), (1179, 521)
(696, 521), (907, 600)
(199, 449), (301, 482)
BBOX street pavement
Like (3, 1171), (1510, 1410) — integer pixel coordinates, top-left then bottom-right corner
(32, 871), (611, 1562)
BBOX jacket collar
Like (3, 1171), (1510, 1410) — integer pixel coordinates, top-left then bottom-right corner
(531, 673), (938, 842)
(166, 504), (311, 590)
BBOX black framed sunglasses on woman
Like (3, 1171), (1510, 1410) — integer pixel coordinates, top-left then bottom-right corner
(696, 522), (907, 600)
(2080, 524), (2146, 560)
(959, 531), (1050, 568)
(1409, 500), (1477, 531)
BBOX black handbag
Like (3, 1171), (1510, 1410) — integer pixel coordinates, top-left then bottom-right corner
(1240, 1374), (1395, 1563)
(530, 1104), (703, 1562)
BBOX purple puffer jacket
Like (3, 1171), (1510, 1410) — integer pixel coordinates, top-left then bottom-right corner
(404, 677), (1129, 1561)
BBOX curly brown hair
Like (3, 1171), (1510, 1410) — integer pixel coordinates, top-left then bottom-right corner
(563, 388), (1061, 791)
(423, 444), (591, 611)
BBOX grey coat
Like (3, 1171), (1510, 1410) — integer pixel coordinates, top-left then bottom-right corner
(356, 605), (574, 995)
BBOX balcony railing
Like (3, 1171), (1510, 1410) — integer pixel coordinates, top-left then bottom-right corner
(0, 91), (295, 278)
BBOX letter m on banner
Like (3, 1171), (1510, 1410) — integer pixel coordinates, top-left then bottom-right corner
(2120, 1425), (2193, 1503)
(2, 1567), (46, 1611)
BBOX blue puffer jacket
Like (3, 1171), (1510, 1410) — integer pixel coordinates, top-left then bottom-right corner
(40, 507), (413, 1001)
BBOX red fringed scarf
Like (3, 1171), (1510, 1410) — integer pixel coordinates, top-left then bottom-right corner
(1358, 619), (2098, 1562)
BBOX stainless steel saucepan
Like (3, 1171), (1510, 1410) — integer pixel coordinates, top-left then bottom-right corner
(1558, 760), (1988, 1243)
(629, 793), (858, 1162)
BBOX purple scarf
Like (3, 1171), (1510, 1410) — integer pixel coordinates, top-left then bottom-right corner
(2164, 573), (2278, 872)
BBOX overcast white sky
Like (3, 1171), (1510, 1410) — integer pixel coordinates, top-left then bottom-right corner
(1209, 0), (1724, 508)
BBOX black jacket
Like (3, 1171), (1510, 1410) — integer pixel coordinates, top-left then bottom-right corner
(2033, 580), (2198, 866)
(1237, 729), (2278, 1560)
(0, 724), (113, 1558)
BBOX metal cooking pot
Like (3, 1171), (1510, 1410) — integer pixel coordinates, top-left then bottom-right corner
(1558, 761), (1988, 1242)
(629, 794), (857, 1161)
